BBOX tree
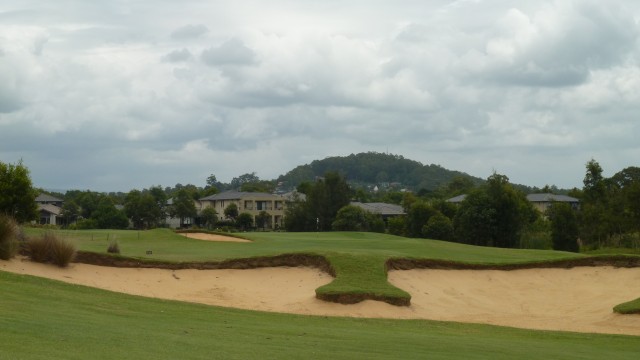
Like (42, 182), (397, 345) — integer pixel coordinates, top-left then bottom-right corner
(224, 203), (239, 220)
(169, 189), (197, 227)
(92, 198), (129, 229)
(231, 172), (260, 190)
(284, 172), (351, 232)
(332, 205), (369, 231)
(255, 210), (270, 230)
(236, 212), (253, 231)
(547, 202), (580, 252)
(200, 207), (218, 229)
(453, 173), (535, 248)
(309, 172), (351, 231)
(0, 160), (38, 223)
(124, 190), (163, 229)
(405, 201), (438, 238)
(387, 216), (406, 236)
(60, 200), (80, 226)
(423, 213), (454, 241)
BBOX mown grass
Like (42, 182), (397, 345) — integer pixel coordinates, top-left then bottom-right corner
(20, 228), (639, 310)
(2, 270), (640, 360)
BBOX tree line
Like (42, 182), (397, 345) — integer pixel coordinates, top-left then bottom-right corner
(2, 158), (640, 252)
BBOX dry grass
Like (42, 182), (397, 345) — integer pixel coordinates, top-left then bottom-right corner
(107, 240), (120, 254)
(26, 231), (76, 267)
(0, 214), (19, 260)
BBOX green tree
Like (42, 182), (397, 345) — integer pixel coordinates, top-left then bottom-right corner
(236, 212), (253, 231)
(406, 201), (438, 238)
(224, 203), (239, 220)
(284, 172), (351, 232)
(0, 160), (38, 223)
(547, 202), (580, 252)
(92, 198), (129, 229)
(60, 200), (80, 226)
(255, 211), (270, 230)
(200, 207), (218, 229)
(453, 173), (534, 248)
(124, 190), (163, 229)
(387, 216), (406, 236)
(169, 189), (197, 227)
(332, 205), (369, 231)
(422, 213), (454, 241)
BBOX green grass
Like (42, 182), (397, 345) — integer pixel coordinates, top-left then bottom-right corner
(22, 228), (640, 311)
(2, 270), (640, 360)
(20, 228), (595, 305)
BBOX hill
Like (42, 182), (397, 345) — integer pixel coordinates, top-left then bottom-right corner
(277, 152), (483, 191)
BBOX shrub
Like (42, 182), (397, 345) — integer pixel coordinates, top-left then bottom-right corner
(0, 214), (19, 260)
(107, 240), (120, 254)
(26, 231), (76, 267)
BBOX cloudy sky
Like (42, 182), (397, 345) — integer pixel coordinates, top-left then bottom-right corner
(1, 0), (639, 192)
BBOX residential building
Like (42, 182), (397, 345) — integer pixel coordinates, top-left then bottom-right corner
(526, 193), (580, 213)
(35, 193), (64, 225)
(198, 190), (288, 229)
(350, 202), (405, 222)
(446, 193), (580, 213)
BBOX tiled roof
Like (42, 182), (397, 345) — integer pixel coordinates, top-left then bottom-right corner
(351, 202), (405, 216)
(446, 194), (467, 203)
(199, 190), (282, 201)
(526, 193), (580, 203)
(35, 193), (63, 203)
(37, 203), (62, 216)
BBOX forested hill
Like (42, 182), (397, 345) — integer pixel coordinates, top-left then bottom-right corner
(277, 152), (483, 191)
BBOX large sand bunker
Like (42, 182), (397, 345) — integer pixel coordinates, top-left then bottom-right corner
(179, 232), (251, 242)
(2, 258), (640, 336)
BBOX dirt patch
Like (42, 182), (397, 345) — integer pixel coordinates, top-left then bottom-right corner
(180, 233), (251, 242)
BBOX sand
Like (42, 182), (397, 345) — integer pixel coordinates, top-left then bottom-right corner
(179, 233), (251, 242)
(2, 258), (640, 336)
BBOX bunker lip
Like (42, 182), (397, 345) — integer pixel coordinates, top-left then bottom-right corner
(71, 252), (640, 309)
(3, 256), (640, 336)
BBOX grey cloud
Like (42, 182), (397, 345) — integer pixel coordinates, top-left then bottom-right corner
(171, 24), (209, 39)
(201, 38), (256, 66)
(162, 48), (193, 63)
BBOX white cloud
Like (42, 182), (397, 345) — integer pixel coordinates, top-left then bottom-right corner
(1, 0), (640, 191)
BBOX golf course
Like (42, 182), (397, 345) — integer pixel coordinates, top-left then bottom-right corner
(2, 228), (640, 359)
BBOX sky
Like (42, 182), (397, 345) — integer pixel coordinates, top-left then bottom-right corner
(1, 0), (639, 192)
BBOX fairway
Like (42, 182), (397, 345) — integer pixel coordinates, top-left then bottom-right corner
(2, 270), (640, 360)
(10, 229), (640, 335)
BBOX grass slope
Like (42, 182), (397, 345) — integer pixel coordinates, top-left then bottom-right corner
(2, 270), (640, 360)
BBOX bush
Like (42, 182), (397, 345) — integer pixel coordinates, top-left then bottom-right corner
(0, 214), (19, 260)
(26, 231), (76, 267)
(107, 240), (120, 254)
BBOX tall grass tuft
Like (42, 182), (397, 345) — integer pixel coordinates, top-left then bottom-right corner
(107, 239), (120, 254)
(0, 214), (19, 260)
(26, 231), (76, 267)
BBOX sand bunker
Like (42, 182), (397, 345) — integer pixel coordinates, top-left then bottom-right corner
(2, 258), (639, 336)
(179, 233), (251, 242)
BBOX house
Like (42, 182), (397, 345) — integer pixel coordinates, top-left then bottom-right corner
(446, 193), (580, 213)
(350, 202), (405, 222)
(445, 194), (467, 204)
(198, 190), (288, 229)
(35, 193), (64, 225)
(526, 193), (580, 213)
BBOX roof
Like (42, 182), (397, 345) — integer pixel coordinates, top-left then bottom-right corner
(37, 204), (62, 216)
(526, 193), (580, 203)
(35, 193), (64, 203)
(351, 202), (405, 216)
(199, 190), (283, 201)
(446, 194), (467, 203)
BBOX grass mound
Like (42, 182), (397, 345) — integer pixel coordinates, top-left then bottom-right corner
(0, 214), (19, 260)
(26, 231), (76, 267)
(613, 298), (640, 314)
